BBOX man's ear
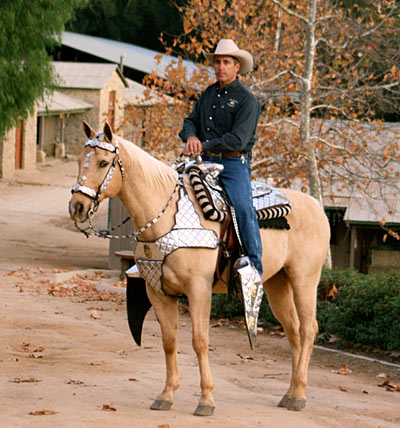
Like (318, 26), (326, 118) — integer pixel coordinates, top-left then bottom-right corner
(103, 122), (113, 142)
(83, 121), (95, 139)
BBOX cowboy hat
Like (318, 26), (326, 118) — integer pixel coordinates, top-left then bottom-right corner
(203, 39), (253, 73)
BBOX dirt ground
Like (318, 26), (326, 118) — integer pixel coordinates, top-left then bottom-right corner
(0, 157), (399, 428)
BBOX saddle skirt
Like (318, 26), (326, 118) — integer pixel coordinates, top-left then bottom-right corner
(186, 162), (291, 230)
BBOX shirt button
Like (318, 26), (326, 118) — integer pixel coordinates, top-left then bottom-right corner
(209, 116), (212, 120)
(217, 94), (221, 97)
(213, 105), (216, 108)
(207, 128), (210, 131)
(225, 91), (227, 94)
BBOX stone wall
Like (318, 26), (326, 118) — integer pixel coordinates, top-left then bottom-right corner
(57, 88), (100, 154)
(58, 70), (126, 154)
(99, 71), (126, 132)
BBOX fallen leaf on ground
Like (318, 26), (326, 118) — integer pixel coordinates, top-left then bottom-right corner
(102, 404), (117, 411)
(332, 364), (352, 375)
(128, 378), (138, 382)
(376, 372), (388, 379)
(179, 305), (189, 313)
(378, 380), (400, 392)
(29, 353), (44, 359)
(90, 310), (103, 319)
(237, 353), (254, 361)
(66, 379), (84, 385)
(210, 321), (222, 328)
(29, 409), (58, 416)
(11, 377), (41, 383)
(158, 425), (170, 428)
(338, 385), (347, 392)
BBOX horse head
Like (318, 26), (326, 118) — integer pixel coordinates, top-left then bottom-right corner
(69, 121), (125, 224)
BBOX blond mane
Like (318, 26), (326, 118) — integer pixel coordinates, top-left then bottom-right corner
(116, 136), (178, 190)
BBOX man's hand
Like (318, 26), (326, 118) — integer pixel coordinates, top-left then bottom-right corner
(184, 136), (203, 155)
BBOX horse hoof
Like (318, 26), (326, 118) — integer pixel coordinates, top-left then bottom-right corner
(277, 394), (290, 408)
(194, 404), (215, 416)
(150, 399), (172, 411)
(287, 397), (306, 411)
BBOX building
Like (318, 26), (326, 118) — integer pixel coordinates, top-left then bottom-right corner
(0, 110), (37, 179)
(52, 62), (128, 154)
(37, 90), (92, 157)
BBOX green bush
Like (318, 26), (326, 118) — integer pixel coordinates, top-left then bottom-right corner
(318, 269), (400, 350)
(210, 268), (400, 351)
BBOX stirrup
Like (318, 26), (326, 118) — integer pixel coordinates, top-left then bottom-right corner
(233, 256), (264, 349)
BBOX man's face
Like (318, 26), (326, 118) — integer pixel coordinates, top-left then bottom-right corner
(214, 55), (240, 87)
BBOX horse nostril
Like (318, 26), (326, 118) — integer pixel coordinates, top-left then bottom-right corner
(76, 203), (84, 215)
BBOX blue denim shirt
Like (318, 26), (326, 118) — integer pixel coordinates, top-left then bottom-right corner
(179, 79), (260, 155)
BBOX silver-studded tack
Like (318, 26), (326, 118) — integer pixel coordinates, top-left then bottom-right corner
(134, 182), (220, 295)
(233, 256), (264, 349)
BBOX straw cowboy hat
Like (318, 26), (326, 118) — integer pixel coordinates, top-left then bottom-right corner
(203, 39), (254, 73)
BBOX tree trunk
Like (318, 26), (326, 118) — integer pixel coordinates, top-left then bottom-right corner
(300, 0), (332, 267)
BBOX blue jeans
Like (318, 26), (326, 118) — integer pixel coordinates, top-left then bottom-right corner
(203, 155), (263, 275)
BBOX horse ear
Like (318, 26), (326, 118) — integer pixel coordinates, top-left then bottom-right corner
(83, 121), (95, 139)
(103, 122), (113, 142)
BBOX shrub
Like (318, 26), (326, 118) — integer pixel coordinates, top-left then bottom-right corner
(211, 268), (400, 351)
(317, 268), (400, 350)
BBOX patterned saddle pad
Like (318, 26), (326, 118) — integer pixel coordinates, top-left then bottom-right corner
(187, 164), (291, 229)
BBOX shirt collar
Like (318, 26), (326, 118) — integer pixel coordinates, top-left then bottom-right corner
(215, 78), (241, 92)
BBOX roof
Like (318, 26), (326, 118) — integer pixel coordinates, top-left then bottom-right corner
(37, 90), (92, 116)
(344, 197), (400, 225)
(52, 61), (128, 89)
(124, 78), (174, 106)
(61, 31), (198, 80)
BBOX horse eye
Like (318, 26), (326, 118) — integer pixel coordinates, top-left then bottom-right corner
(99, 160), (109, 168)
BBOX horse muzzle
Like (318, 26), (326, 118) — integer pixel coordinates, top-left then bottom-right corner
(69, 194), (93, 223)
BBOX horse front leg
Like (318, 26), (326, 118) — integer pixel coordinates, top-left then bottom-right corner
(147, 287), (180, 411)
(187, 282), (216, 416)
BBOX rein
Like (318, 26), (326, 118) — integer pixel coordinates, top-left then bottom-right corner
(71, 134), (180, 239)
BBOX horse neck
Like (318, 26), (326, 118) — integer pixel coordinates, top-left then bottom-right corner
(116, 138), (179, 240)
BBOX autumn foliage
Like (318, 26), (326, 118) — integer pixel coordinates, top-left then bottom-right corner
(124, 0), (400, 208)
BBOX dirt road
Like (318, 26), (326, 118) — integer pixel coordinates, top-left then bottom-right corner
(0, 158), (399, 428)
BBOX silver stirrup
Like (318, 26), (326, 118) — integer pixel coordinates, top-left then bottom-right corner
(233, 256), (264, 349)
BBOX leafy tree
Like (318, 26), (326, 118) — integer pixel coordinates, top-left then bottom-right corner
(126, 0), (400, 215)
(0, 0), (87, 138)
(67, 0), (185, 51)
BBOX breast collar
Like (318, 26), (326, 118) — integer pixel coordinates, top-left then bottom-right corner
(133, 176), (220, 295)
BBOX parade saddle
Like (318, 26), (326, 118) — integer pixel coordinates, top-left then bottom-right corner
(126, 157), (292, 349)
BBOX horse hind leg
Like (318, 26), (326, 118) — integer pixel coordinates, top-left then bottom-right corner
(267, 270), (320, 411)
(147, 288), (180, 411)
(263, 270), (308, 411)
(284, 272), (320, 411)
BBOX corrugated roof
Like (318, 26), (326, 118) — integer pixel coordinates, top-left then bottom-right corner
(124, 78), (173, 106)
(62, 31), (198, 79)
(37, 90), (92, 116)
(344, 197), (400, 224)
(52, 61), (127, 89)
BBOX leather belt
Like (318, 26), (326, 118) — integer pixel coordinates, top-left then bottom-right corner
(204, 151), (245, 159)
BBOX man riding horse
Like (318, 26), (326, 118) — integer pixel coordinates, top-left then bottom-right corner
(179, 39), (263, 286)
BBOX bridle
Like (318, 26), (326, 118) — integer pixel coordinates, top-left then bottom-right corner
(71, 133), (180, 239)
(71, 133), (126, 237)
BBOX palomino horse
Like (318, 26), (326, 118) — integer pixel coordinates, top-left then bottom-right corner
(69, 122), (330, 416)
